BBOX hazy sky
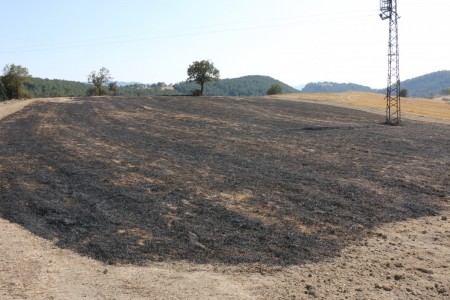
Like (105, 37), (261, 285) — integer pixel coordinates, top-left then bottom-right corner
(1, 0), (449, 88)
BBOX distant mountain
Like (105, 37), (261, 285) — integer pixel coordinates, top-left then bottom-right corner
(301, 82), (374, 93)
(399, 70), (450, 98)
(18, 71), (450, 99)
(302, 71), (450, 98)
(174, 75), (299, 96)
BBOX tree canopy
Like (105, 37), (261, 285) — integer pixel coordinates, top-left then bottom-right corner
(302, 82), (373, 94)
(267, 84), (283, 95)
(187, 60), (220, 96)
(1, 64), (31, 100)
(24, 78), (91, 98)
(87, 67), (113, 96)
(174, 75), (298, 96)
(399, 88), (408, 98)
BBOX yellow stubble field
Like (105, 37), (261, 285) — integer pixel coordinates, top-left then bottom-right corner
(274, 92), (450, 123)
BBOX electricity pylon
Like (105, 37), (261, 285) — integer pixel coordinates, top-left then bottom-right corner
(380, 0), (400, 125)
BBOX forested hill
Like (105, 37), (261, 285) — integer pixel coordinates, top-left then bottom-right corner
(173, 75), (299, 96)
(20, 71), (450, 99)
(24, 78), (91, 98)
(22, 75), (298, 98)
(399, 70), (450, 98)
(302, 71), (450, 98)
(301, 82), (374, 93)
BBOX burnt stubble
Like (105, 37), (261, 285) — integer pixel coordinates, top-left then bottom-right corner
(0, 96), (448, 265)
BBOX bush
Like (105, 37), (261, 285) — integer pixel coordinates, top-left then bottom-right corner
(399, 88), (408, 98)
(192, 89), (202, 96)
(0, 80), (6, 101)
(267, 84), (283, 95)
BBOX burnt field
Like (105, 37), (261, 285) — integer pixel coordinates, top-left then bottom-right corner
(0, 96), (449, 265)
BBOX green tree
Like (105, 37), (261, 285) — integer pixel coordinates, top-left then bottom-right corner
(108, 81), (119, 96)
(267, 84), (283, 95)
(87, 67), (112, 96)
(399, 88), (408, 98)
(1, 64), (31, 100)
(0, 80), (6, 101)
(187, 60), (220, 96)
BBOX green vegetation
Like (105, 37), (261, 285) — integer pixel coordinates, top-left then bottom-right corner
(108, 82), (119, 96)
(0, 79), (6, 100)
(2, 61), (447, 100)
(26, 79), (181, 98)
(302, 71), (450, 98)
(87, 67), (113, 96)
(1, 64), (31, 100)
(267, 84), (283, 95)
(400, 71), (450, 98)
(399, 88), (408, 98)
(24, 78), (91, 98)
(187, 60), (220, 96)
(174, 75), (298, 96)
(118, 84), (180, 96)
(302, 82), (373, 93)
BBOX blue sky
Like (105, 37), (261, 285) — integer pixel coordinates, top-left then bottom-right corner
(1, 0), (449, 88)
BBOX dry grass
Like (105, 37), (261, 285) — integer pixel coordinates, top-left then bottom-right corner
(274, 92), (450, 123)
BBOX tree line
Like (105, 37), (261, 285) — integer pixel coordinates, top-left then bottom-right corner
(1, 60), (289, 101)
(174, 75), (295, 96)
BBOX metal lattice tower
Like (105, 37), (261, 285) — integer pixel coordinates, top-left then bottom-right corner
(380, 0), (400, 125)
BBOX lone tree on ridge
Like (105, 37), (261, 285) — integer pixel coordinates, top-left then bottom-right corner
(1, 64), (31, 100)
(87, 67), (113, 96)
(187, 60), (220, 96)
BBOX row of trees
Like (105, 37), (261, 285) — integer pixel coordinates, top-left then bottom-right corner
(0, 65), (119, 100)
(0, 61), (221, 100)
(1, 60), (284, 101)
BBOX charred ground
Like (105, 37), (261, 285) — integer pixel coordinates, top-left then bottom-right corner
(0, 96), (448, 265)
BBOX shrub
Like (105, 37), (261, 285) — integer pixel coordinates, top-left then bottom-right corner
(267, 84), (282, 95)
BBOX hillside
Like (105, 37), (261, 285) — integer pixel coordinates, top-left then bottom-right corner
(173, 75), (299, 96)
(400, 70), (450, 98)
(12, 71), (450, 99)
(302, 82), (374, 93)
(17, 75), (298, 98)
(24, 78), (91, 98)
(302, 71), (450, 98)
(117, 84), (179, 97)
